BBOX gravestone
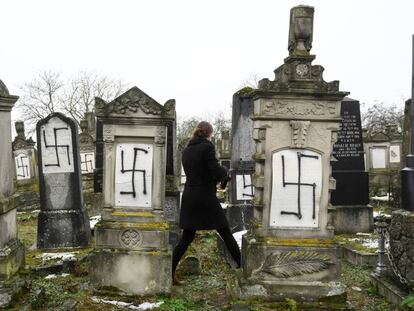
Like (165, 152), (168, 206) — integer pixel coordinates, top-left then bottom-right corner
(0, 79), (25, 279)
(90, 87), (176, 295)
(402, 99), (411, 166)
(93, 119), (104, 192)
(235, 6), (347, 303)
(227, 90), (256, 232)
(79, 118), (95, 190)
(12, 121), (39, 210)
(363, 128), (403, 195)
(331, 98), (372, 233)
(36, 112), (91, 248)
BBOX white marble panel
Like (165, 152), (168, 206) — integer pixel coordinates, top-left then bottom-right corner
(371, 148), (387, 168)
(40, 117), (74, 174)
(80, 152), (95, 174)
(114, 143), (153, 208)
(269, 149), (322, 228)
(389, 145), (401, 163)
(236, 174), (254, 201)
(15, 153), (31, 180)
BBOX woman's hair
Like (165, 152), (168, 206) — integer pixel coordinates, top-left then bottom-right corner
(192, 121), (213, 139)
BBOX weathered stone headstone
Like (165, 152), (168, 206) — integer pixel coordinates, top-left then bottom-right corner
(227, 90), (256, 232)
(0, 79), (25, 279)
(363, 128), (402, 195)
(402, 99), (411, 166)
(90, 87), (175, 295)
(12, 121), (39, 210)
(93, 119), (104, 192)
(36, 112), (91, 248)
(236, 6), (347, 303)
(331, 98), (372, 233)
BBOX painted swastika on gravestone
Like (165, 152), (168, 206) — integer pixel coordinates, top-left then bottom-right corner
(120, 147), (148, 198)
(236, 174), (254, 200)
(270, 149), (322, 228)
(281, 152), (318, 220)
(39, 116), (74, 174)
(43, 127), (71, 167)
(15, 154), (30, 179)
(80, 152), (95, 174)
(115, 143), (153, 208)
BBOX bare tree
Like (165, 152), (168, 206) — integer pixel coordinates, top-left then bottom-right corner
(18, 70), (64, 131)
(62, 71), (125, 123)
(17, 70), (126, 133)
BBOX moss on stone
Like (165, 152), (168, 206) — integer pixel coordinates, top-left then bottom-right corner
(111, 210), (156, 218)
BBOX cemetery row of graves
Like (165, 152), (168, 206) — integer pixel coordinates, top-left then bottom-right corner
(1, 5), (413, 311)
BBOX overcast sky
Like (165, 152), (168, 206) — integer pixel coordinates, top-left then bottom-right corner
(1, 0), (413, 128)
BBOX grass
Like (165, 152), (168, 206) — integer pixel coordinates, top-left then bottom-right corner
(11, 212), (400, 310)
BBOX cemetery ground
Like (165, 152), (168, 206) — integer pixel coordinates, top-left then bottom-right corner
(3, 209), (400, 311)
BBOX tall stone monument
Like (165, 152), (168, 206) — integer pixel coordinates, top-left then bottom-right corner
(90, 87), (176, 295)
(227, 89), (256, 232)
(331, 98), (372, 233)
(237, 6), (348, 302)
(0, 79), (25, 279)
(12, 121), (39, 210)
(36, 112), (91, 248)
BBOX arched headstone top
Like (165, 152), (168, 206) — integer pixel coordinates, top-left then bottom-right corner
(95, 87), (175, 119)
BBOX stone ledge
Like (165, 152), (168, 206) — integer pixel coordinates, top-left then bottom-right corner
(340, 245), (377, 267)
(0, 195), (18, 215)
(370, 273), (409, 306)
(233, 270), (347, 303)
(0, 240), (25, 280)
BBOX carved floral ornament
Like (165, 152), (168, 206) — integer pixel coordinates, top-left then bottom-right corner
(119, 228), (143, 249)
(262, 100), (337, 117)
(252, 251), (333, 278)
(95, 87), (175, 117)
(290, 120), (310, 148)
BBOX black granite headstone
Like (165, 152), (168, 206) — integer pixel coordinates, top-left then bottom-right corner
(332, 98), (369, 205)
(36, 112), (91, 248)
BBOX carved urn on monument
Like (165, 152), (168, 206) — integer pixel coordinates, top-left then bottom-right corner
(236, 6), (349, 302)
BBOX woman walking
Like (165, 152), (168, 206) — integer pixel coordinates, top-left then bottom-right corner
(172, 121), (241, 285)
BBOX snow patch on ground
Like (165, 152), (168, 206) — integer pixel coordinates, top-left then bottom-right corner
(44, 273), (70, 279)
(41, 252), (78, 262)
(91, 297), (163, 310)
(371, 194), (389, 202)
(89, 215), (101, 229)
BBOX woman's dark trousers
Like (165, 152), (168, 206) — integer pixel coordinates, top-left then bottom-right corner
(172, 227), (241, 274)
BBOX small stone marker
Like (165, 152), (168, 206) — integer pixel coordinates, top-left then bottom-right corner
(181, 256), (200, 275)
(36, 112), (90, 249)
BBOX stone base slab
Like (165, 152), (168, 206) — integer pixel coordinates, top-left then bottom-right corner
(95, 220), (169, 250)
(370, 273), (409, 306)
(333, 205), (373, 234)
(241, 235), (342, 281)
(340, 245), (378, 267)
(0, 240), (25, 280)
(37, 209), (91, 249)
(233, 270), (346, 303)
(90, 248), (172, 296)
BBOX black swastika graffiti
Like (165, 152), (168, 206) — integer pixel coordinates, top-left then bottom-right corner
(43, 127), (71, 167)
(81, 154), (94, 173)
(281, 152), (318, 220)
(16, 155), (29, 178)
(241, 174), (254, 198)
(120, 148), (148, 198)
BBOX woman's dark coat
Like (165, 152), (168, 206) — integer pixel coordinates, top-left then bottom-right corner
(179, 137), (228, 230)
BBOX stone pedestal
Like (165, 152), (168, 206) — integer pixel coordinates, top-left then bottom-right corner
(235, 6), (347, 303)
(90, 87), (175, 295)
(0, 81), (25, 279)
